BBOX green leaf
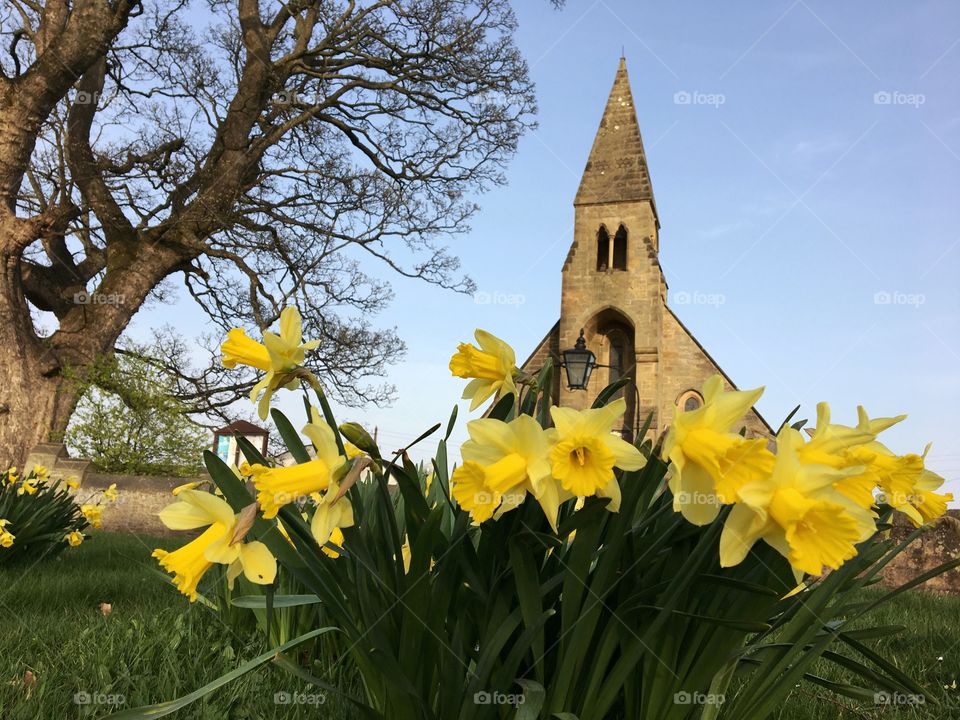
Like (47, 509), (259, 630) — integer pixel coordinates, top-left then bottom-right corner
(103, 628), (336, 719)
(515, 679), (546, 720)
(271, 408), (310, 463)
(231, 594), (321, 608)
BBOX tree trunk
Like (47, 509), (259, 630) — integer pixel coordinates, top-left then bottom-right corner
(0, 244), (81, 466)
(0, 346), (78, 468)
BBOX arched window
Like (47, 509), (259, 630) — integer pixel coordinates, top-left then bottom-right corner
(612, 224), (627, 270)
(596, 226), (610, 271)
(677, 389), (703, 413)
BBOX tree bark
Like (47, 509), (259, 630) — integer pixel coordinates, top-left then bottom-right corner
(0, 239), (79, 466)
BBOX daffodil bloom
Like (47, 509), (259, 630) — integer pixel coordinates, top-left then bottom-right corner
(863, 442), (952, 526)
(221, 306), (321, 419)
(310, 482), (354, 556)
(172, 481), (201, 496)
(662, 375), (773, 525)
(795, 403), (878, 508)
(65, 476), (81, 490)
(32, 465), (49, 479)
(66, 531), (84, 547)
(720, 429), (875, 577)
(103, 483), (118, 502)
(548, 398), (646, 506)
(449, 329), (518, 411)
(17, 480), (38, 496)
(343, 440), (363, 460)
(251, 410), (346, 519)
(81, 504), (103, 529)
(452, 414), (565, 530)
(153, 489), (276, 601)
(323, 528), (346, 559)
(0, 519), (14, 548)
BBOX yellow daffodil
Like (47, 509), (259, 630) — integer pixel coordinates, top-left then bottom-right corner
(0, 519), (14, 548)
(449, 329), (518, 411)
(17, 480), (38, 496)
(343, 440), (363, 460)
(32, 465), (49, 479)
(221, 306), (321, 419)
(720, 428), (875, 578)
(66, 531), (84, 547)
(548, 398), (646, 508)
(323, 527), (346, 559)
(866, 442), (952, 526)
(153, 489), (276, 601)
(65, 476), (81, 490)
(662, 375), (773, 525)
(310, 482), (354, 556)
(4, 468), (17, 485)
(795, 403), (878, 508)
(172, 481), (201, 496)
(81, 504), (103, 529)
(452, 414), (564, 530)
(251, 409), (346, 518)
(103, 483), (118, 502)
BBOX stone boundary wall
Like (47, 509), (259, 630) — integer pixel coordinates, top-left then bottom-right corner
(24, 443), (200, 537)
(23, 444), (960, 591)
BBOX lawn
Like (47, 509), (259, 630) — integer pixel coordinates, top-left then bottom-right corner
(0, 532), (352, 720)
(0, 532), (958, 719)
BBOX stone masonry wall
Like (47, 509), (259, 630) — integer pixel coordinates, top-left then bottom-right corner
(24, 443), (198, 537)
(660, 307), (771, 439)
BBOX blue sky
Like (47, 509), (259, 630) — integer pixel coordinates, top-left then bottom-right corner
(131, 1), (960, 496)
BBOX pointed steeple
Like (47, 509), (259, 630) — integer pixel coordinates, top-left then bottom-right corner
(574, 58), (657, 221)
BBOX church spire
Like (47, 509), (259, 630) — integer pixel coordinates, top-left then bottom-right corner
(574, 58), (657, 221)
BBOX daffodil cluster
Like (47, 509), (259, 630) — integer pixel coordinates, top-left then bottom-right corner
(663, 375), (953, 578)
(0, 466), (113, 557)
(448, 331), (645, 530)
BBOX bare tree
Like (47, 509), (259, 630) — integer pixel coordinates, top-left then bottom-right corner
(0, 0), (537, 465)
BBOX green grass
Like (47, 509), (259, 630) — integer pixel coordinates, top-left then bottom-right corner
(0, 532), (958, 719)
(0, 532), (350, 719)
(771, 586), (960, 720)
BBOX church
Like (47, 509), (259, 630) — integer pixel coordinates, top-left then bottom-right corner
(520, 58), (771, 442)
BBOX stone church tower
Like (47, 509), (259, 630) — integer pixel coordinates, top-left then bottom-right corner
(521, 58), (770, 441)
